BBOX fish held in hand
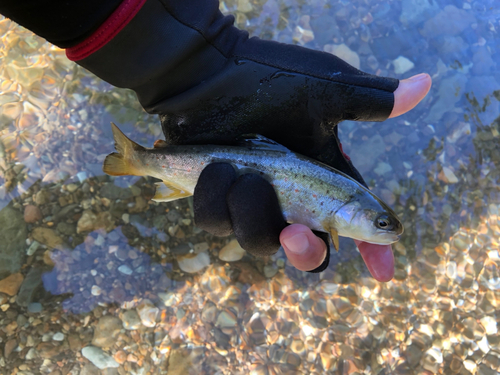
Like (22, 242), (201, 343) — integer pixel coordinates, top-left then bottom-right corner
(103, 123), (403, 249)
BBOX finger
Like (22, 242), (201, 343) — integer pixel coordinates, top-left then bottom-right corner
(193, 163), (237, 236)
(227, 173), (286, 256)
(280, 224), (327, 271)
(389, 73), (432, 118)
(355, 240), (394, 282)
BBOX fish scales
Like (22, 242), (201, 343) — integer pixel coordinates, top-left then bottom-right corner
(140, 145), (361, 232)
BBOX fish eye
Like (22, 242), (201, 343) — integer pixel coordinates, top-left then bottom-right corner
(375, 215), (393, 230)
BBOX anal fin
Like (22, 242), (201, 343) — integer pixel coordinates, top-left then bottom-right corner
(152, 180), (192, 202)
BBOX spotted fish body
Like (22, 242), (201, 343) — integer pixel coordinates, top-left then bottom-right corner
(104, 123), (403, 247)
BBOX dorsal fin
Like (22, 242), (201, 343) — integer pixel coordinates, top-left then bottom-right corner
(236, 134), (291, 153)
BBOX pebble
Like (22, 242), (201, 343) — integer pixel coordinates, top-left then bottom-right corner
(25, 348), (36, 360)
(91, 316), (123, 348)
(118, 265), (133, 275)
(263, 264), (279, 278)
(439, 167), (459, 184)
(137, 299), (159, 328)
(82, 346), (120, 369)
(0, 294), (8, 304)
(66, 183), (78, 192)
(32, 227), (64, 249)
(91, 285), (102, 296)
(177, 251), (210, 273)
(27, 302), (42, 313)
(122, 213), (130, 224)
(323, 44), (360, 69)
(374, 162), (393, 176)
(121, 310), (142, 330)
(0, 273), (24, 296)
(4, 339), (17, 358)
(24, 205), (42, 223)
(16, 267), (43, 307)
(53, 332), (65, 341)
(35, 190), (50, 205)
(219, 239), (246, 262)
(77, 210), (98, 233)
(392, 55), (414, 74)
(26, 240), (40, 256)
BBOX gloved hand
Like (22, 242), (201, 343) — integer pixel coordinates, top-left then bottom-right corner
(0, 0), (431, 279)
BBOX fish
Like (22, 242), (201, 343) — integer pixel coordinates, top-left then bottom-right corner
(103, 123), (403, 250)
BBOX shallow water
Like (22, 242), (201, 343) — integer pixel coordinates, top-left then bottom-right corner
(0, 0), (499, 374)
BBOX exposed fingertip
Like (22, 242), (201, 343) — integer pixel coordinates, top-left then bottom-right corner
(280, 225), (327, 271)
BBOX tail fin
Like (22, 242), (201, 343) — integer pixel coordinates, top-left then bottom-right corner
(102, 123), (145, 176)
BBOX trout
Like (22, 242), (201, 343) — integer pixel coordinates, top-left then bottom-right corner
(103, 123), (403, 249)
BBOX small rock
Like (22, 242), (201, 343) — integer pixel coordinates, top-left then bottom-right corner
(82, 346), (119, 369)
(92, 316), (122, 348)
(77, 210), (115, 233)
(43, 250), (55, 266)
(194, 242), (209, 253)
(118, 265), (133, 275)
(263, 264), (279, 278)
(137, 299), (159, 328)
(24, 205), (42, 223)
(16, 267), (43, 307)
(35, 190), (50, 205)
(324, 44), (360, 69)
(66, 183), (78, 193)
(167, 210), (181, 222)
(25, 348), (36, 360)
(128, 196), (148, 213)
(374, 162), (393, 176)
(219, 239), (246, 262)
(32, 227), (64, 249)
(421, 5), (476, 38)
(57, 222), (76, 236)
(68, 334), (82, 351)
(215, 309), (238, 328)
(80, 363), (100, 375)
(53, 332), (64, 341)
(0, 273), (24, 296)
(121, 310), (141, 330)
(0, 204), (28, 279)
(91, 285), (102, 296)
(177, 252), (210, 273)
(392, 56), (414, 74)
(27, 302), (42, 313)
(37, 342), (62, 359)
(100, 183), (133, 200)
(26, 241), (40, 256)
(4, 339), (17, 358)
(438, 167), (459, 184)
(77, 210), (97, 233)
(114, 350), (127, 365)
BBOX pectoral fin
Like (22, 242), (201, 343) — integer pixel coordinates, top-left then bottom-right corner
(152, 180), (192, 202)
(329, 228), (340, 252)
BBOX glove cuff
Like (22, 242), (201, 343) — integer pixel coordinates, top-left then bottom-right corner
(66, 0), (147, 61)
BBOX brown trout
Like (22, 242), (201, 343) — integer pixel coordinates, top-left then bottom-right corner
(103, 123), (403, 249)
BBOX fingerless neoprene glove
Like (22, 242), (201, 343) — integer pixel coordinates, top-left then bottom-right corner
(0, 0), (399, 272)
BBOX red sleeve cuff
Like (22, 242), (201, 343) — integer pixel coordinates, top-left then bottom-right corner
(66, 0), (147, 61)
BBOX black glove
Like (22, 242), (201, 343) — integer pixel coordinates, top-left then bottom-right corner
(0, 0), (398, 272)
(193, 162), (331, 273)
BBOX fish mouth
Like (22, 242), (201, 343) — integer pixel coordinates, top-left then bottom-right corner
(366, 232), (401, 245)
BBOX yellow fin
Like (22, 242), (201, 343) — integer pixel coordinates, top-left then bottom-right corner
(329, 227), (340, 252)
(152, 181), (192, 202)
(102, 123), (145, 176)
(103, 153), (133, 176)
